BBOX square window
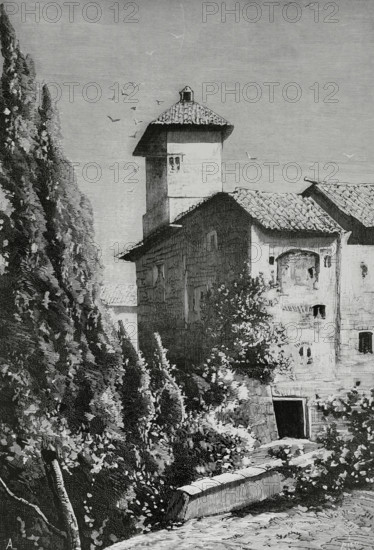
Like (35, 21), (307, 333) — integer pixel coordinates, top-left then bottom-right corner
(359, 332), (372, 354)
(193, 286), (206, 317)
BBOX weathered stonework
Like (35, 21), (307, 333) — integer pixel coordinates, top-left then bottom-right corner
(166, 448), (320, 522)
(123, 89), (374, 444)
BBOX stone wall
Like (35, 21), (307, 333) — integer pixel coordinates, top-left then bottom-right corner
(226, 375), (279, 444)
(136, 194), (249, 353)
(167, 450), (320, 522)
(142, 128), (225, 237)
(338, 235), (374, 390)
(134, 194), (374, 441)
(167, 465), (283, 522)
(135, 196), (279, 444)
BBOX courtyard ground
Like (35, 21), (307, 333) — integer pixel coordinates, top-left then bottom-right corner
(107, 489), (374, 550)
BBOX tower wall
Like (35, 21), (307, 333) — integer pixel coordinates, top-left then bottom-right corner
(143, 128), (224, 237)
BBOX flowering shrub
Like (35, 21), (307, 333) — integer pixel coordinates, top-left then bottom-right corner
(126, 407), (255, 532)
(122, 336), (255, 533)
(271, 389), (374, 506)
(200, 268), (290, 384)
(166, 409), (255, 486)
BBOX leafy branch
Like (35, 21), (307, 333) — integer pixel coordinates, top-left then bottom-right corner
(0, 475), (67, 539)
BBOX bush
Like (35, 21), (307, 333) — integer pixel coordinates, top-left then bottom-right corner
(125, 408), (255, 531)
(124, 337), (256, 533)
(271, 389), (374, 506)
(200, 268), (290, 384)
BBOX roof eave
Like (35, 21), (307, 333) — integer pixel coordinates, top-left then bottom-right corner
(120, 192), (341, 262)
(133, 123), (234, 156)
(120, 247), (143, 262)
(302, 182), (370, 230)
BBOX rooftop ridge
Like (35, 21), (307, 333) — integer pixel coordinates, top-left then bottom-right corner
(305, 178), (374, 186)
(150, 98), (232, 127)
(121, 189), (343, 261)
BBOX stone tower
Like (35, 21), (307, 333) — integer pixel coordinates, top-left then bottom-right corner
(133, 86), (233, 238)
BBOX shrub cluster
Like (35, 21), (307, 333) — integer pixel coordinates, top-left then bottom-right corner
(270, 389), (374, 506)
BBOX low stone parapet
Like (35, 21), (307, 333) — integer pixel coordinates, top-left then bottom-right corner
(167, 450), (320, 522)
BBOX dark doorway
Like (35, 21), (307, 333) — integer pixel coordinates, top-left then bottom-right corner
(273, 399), (305, 439)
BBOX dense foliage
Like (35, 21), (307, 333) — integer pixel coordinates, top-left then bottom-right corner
(0, 7), (297, 548)
(142, 269), (290, 413)
(123, 334), (255, 532)
(199, 269), (290, 387)
(0, 5), (140, 548)
(0, 10), (257, 548)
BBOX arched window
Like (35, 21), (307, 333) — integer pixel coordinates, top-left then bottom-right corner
(324, 255), (332, 268)
(277, 250), (320, 292)
(359, 332), (372, 354)
(207, 230), (218, 251)
(312, 304), (326, 319)
(360, 262), (368, 279)
(299, 345), (313, 365)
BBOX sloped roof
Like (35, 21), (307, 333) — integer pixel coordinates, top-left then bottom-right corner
(121, 189), (342, 261)
(308, 182), (374, 228)
(100, 283), (137, 307)
(232, 188), (341, 233)
(152, 100), (231, 127)
(133, 87), (233, 156)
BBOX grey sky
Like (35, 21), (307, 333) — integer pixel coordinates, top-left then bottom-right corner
(8, 0), (374, 285)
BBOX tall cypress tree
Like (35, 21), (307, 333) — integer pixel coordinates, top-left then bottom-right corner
(0, 6), (129, 549)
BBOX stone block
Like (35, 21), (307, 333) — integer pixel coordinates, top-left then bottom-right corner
(166, 450), (320, 522)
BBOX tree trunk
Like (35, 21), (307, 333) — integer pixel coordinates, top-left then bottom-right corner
(42, 449), (81, 550)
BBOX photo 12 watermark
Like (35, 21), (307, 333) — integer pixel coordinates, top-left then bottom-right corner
(202, 161), (340, 185)
(3, 1), (140, 24)
(202, 81), (339, 104)
(69, 160), (140, 188)
(30, 81), (141, 104)
(202, 2), (339, 24)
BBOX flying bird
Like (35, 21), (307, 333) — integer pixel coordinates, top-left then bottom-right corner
(146, 50), (155, 56)
(246, 152), (258, 160)
(170, 32), (184, 39)
(134, 118), (143, 125)
(107, 115), (120, 122)
(130, 106), (137, 111)
(156, 100), (164, 105)
(129, 132), (138, 138)
(343, 153), (355, 159)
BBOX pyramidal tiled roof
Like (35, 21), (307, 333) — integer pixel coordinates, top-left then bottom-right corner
(133, 87), (233, 156)
(313, 182), (374, 228)
(232, 188), (341, 233)
(151, 100), (231, 127)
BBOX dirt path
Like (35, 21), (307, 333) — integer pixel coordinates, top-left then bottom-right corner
(107, 490), (374, 549)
